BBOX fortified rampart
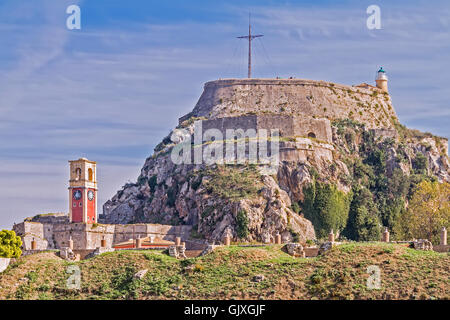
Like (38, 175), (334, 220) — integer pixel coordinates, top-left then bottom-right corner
(195, 114), (334, 164)
(201, 114), (332, 143)
(180, 78), (397, 130)
(13, 220), (193, 252)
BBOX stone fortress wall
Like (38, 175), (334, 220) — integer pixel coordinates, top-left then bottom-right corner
(198, 114), (334, 164)
(13, 219), (193, 252)
(201, 114), (332, 143)
(180, 78), (398, 130)
(175, 78), (400, 165)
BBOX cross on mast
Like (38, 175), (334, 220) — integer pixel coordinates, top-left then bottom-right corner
(237, 13), (264, 78)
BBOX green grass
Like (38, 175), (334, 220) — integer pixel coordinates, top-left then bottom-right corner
(202, 165), (263, 201)
(0, 243), (448, 300)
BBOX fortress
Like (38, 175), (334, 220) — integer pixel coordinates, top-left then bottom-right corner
(179, 70), (396, 130)
(168, 68), (397, 167)
(13, 68), (426, 256)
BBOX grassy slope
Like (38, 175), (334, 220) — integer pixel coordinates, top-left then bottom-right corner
(0, 243), (448, 300)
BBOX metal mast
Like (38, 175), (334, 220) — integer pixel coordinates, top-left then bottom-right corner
(237, 13), (263, 78)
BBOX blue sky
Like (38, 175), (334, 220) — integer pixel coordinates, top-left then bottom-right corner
(0, 0), (449, 229)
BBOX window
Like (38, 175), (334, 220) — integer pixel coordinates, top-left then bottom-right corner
(308, 132), (316, 139)
(75, 168), (82, 181)
(88, 168), (93, 181)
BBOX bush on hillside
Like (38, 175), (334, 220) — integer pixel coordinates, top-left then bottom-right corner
(0, 230), (22, 258)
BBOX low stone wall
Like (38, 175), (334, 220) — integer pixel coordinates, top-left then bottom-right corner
(184, 239), (209, 250)
(14, 221), (193, 252)
(22, 250), (56, 256)
(30, 213), (70, 224)
(0, 258), (10, 273)
(304, 247), (319, 257)
(433, 244), (450, 253)
(72, 249), (97, 260)
(112, 224), (192, 244)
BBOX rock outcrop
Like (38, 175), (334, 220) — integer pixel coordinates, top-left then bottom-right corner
(101, 78), (449, 242)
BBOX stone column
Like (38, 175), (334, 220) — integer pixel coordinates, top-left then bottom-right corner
(275, 233), (282, 244)
(135, 237), (142, 249)
(100, 237), (106, 248)
(178, 244), (187, 259)
(224, 234), (231, 246)
(441, 227), (447, 246)
(31, 238), (37, 250)
(328, 230), (335, 242)
(382, 227), (390, 243)
(68, 237), (74, 250)
(175, 237), (181, 246)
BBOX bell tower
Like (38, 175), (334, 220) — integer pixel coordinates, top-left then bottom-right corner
(69, 158), (97, 224)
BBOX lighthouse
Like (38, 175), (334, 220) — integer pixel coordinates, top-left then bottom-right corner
(375, 67), (388, 93)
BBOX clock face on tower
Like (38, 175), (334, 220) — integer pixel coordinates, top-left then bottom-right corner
(73, 190), (82, 200)
(88, 190), (94, 201)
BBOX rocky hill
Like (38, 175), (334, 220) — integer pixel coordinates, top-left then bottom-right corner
(1, 243), (449, 300)
(101, 78), (449, 243)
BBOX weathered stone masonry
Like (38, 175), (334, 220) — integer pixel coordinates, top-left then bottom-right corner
(180, 78), (398, 130)
(13, 219), (192, 252)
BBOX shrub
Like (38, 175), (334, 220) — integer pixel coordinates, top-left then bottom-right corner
(203, 165), (263, 201)
(343, 185), (380, 241)
(166, 188), (176, 207)
(394, 181), (449, 244)
(194, 264), (204, 272)
(236, 210), (249, 239)
(291, 202), (301, 214)
(137, 175), (147, 186)
(288, 227), (300, 242)
(412, 152), (428, 175)
(148, 175), (158, 192)
(0, 230), (22, 258)
(302, 181), (352, 239)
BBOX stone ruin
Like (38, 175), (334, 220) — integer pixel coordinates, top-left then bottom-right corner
(413, 239), (433, 251)
(12, 215), (194, 259)
(285, 243), (305, 257)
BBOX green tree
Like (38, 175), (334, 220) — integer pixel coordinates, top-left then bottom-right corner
(302, 181), (352, 239)
(343, 185), (381, 241)
(236, 210), (249, 239)
(394, 181), (449, 243)
(0, 230), (22, 258)
(412, 152), (428, 175)
(352, 207), (381, 241)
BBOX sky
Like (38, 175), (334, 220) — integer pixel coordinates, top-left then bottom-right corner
(0, 0), (449, 229)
